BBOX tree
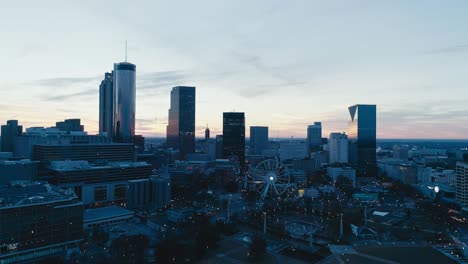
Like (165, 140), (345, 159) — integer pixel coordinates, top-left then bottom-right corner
(192, 214), (220, 256)
(249, 234), (266, 260)
(110, 234), (149, 264)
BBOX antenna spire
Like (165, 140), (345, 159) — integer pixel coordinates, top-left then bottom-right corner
(125, 40), (127, 62)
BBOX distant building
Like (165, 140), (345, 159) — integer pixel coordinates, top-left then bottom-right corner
(1, 120), (23, 152)
(279, 141), (308, 161)
(215, 135), (223, 159)
(0, 159), (38, 184)
(83, 205), (133, 230)
(328, 132), (348, 164)
(377, 159), (418, 184)
(203, 139), (217, 161)
(250, 126), (268, 155)
(33, 143), (135, 163)
(127, 177), (171, 210)
(99, 72), (114, 137)
(14, 133), (110, 159)
(48, 160), (153, 205)
(113, 62), (136, 143)
(348, 104), (377, 182)
(285, 158), (319, 177)
(307, 122), (322, 152)
(0, 181), (83, 263)
(223, 112), (245, 169)
(205, 127), (210, 141)
(327, 166), (356, 186)
(55, 118), (84, 132)
(166, 86), (196, 159)
(392, 145), (409, 160)
(456, 162), (468, 208)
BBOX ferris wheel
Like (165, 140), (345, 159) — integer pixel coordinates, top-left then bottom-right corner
(249, 159), (291, 200)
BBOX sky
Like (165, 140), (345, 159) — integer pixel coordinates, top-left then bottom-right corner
(1, 0), (467, 139)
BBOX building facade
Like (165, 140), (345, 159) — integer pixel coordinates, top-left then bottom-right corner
(328, 132), (348, 164)
(456, 162), (468, 208)
(307, 122), (322, 152)
(99, 72), (114, 137)
(250, 126), (268, 155)
(222, 112), (245, 170)
(113, 62), (136, 143)
(348, 104), (377, 181)
(166, 86), (196, 159)
(1, 120), (23, 152)
(0, 182), (83, 263)
(55, 119), (84, 132)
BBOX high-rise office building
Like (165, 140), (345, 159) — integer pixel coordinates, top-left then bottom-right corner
(99, 72), (114, 137)
(223, 112), (245, 170)
(348, 104), (377, 181)
(329, 132), (348, 164)
(0, 182), (83, 263)
(393, 145), (409, 160)
(127, 177), (171, 210)
(307, 122), (322, 152)
(113, 62), (136, 143)
(250, 126), (269, 155)
(166, 86), (196, 159)
(456, 162), (468, 208)
(1, 120), (22, 152)
(215, 135), (224, 159)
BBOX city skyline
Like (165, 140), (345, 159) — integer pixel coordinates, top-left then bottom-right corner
(1, 1), (468, 139)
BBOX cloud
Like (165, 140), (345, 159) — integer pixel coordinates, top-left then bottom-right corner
(137, 71), (187, 91)
(34, 76), (101, 88)
(425, 44), (468, 55)
(44, 89), (96, 101)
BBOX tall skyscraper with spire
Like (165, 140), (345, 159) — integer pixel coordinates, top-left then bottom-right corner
(99, 45), (136, 143)
(166, 86), (196, 159)
(113, 61), (136, 142)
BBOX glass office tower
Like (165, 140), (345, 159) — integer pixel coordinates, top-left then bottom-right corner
(99, 72), (114, 137)
(348, 104), (377, 182)
(113, 62), (136, 143)
(250, 126), (268, 155)
(166, 86), (196, 158)
(307, 122), (322, 152)
(223, 112), (245, 170)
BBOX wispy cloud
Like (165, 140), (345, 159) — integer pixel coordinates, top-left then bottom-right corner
(425, 44), (468, 55)
(44, 89), (96, 101)
(34, 76), (101, 88)
(138, 71), (187, 90)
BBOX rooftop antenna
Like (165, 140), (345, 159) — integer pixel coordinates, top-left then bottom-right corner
(125, 40), (127, 62)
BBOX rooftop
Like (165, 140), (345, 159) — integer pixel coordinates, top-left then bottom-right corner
(0, 181), (78, 209)
(84, 205), (134, 223)
(50, 160), (150, 171)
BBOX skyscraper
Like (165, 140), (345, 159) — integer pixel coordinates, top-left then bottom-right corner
(307, 122), (322, 152)
(328, 132), (348, 164)
(205, 126), (210, 141)
(250, 126), (268, 155)
(348, 104), (377, 181)
(113, 62), (136, 143)
(99, 72), (114, 137)
(223, 112), (245, 170)
(166, 86), (196, 158)
(1, 120), (22, 152)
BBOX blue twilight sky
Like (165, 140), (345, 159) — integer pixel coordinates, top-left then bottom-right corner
(1, 0), (467, 139)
